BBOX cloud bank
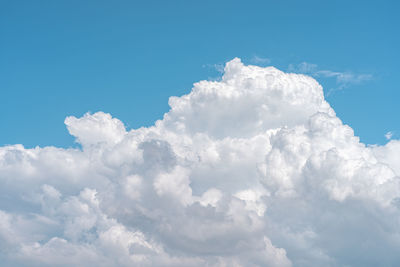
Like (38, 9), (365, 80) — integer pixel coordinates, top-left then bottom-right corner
(1, 58), (400, 266)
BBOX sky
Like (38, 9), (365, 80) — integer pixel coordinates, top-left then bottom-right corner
(2, 1), (400, 267)
(1, 0), (399, 147)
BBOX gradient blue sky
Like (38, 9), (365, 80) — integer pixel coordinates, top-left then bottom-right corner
(1, 0), (399, 147)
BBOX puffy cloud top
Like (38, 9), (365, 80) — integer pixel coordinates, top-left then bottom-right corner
(0, 58), (399, 266)
(65, 111), (127, 146)
(164, 58), (333, 138)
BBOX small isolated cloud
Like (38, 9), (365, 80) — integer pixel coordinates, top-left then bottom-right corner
(288, 62), (373, 94)
(0, 58), (399, 266)
(385, 131), (394, 140)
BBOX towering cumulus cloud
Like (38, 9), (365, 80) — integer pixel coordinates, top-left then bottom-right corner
(1, 58), (400, 266)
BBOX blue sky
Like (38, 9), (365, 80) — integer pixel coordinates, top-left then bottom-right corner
(1, 0), (399, 147)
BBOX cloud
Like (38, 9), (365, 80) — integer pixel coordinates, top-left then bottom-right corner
(0, 58), (399, 266)
(288, 62), (373, 94)
(202, 63), (225, 73)
(288, 62), (318, 74)
(385, 131), (394, 140)
(316, 70), (372, 85)
(250, 55), (271, 64)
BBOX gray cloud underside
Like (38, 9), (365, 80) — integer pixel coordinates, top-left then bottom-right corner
(1, 58), (399, 266)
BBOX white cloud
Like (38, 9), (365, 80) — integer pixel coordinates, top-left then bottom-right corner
(203, 63), (225, 73)
(316, 70), (372, 83)
(385, 131), (394, 140)
(250, 55), (271, 64)
(288, 62), (373, 94)
(288, 62), (318, 74)
(65, 111), (127, 147)
(0, 58), (399, 266)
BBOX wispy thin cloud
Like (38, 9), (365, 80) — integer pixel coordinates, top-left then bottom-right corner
(316, 70), (372, 84)
(202, 63), (224, 73)
(288, 62), (317, 74)
(250, 55), (271, 64)
(385, 131), (394, 140)
(288, 62), (373, 95)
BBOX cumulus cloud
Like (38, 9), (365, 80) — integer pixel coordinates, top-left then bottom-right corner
(0, 58), (399, 266)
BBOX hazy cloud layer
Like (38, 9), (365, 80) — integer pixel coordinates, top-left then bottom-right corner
(1, 58), (399, 266)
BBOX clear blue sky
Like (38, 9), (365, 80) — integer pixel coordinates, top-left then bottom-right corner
(1, 0), (399, 147)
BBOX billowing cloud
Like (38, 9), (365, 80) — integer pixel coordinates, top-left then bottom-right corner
(1, 58), (399, 266)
